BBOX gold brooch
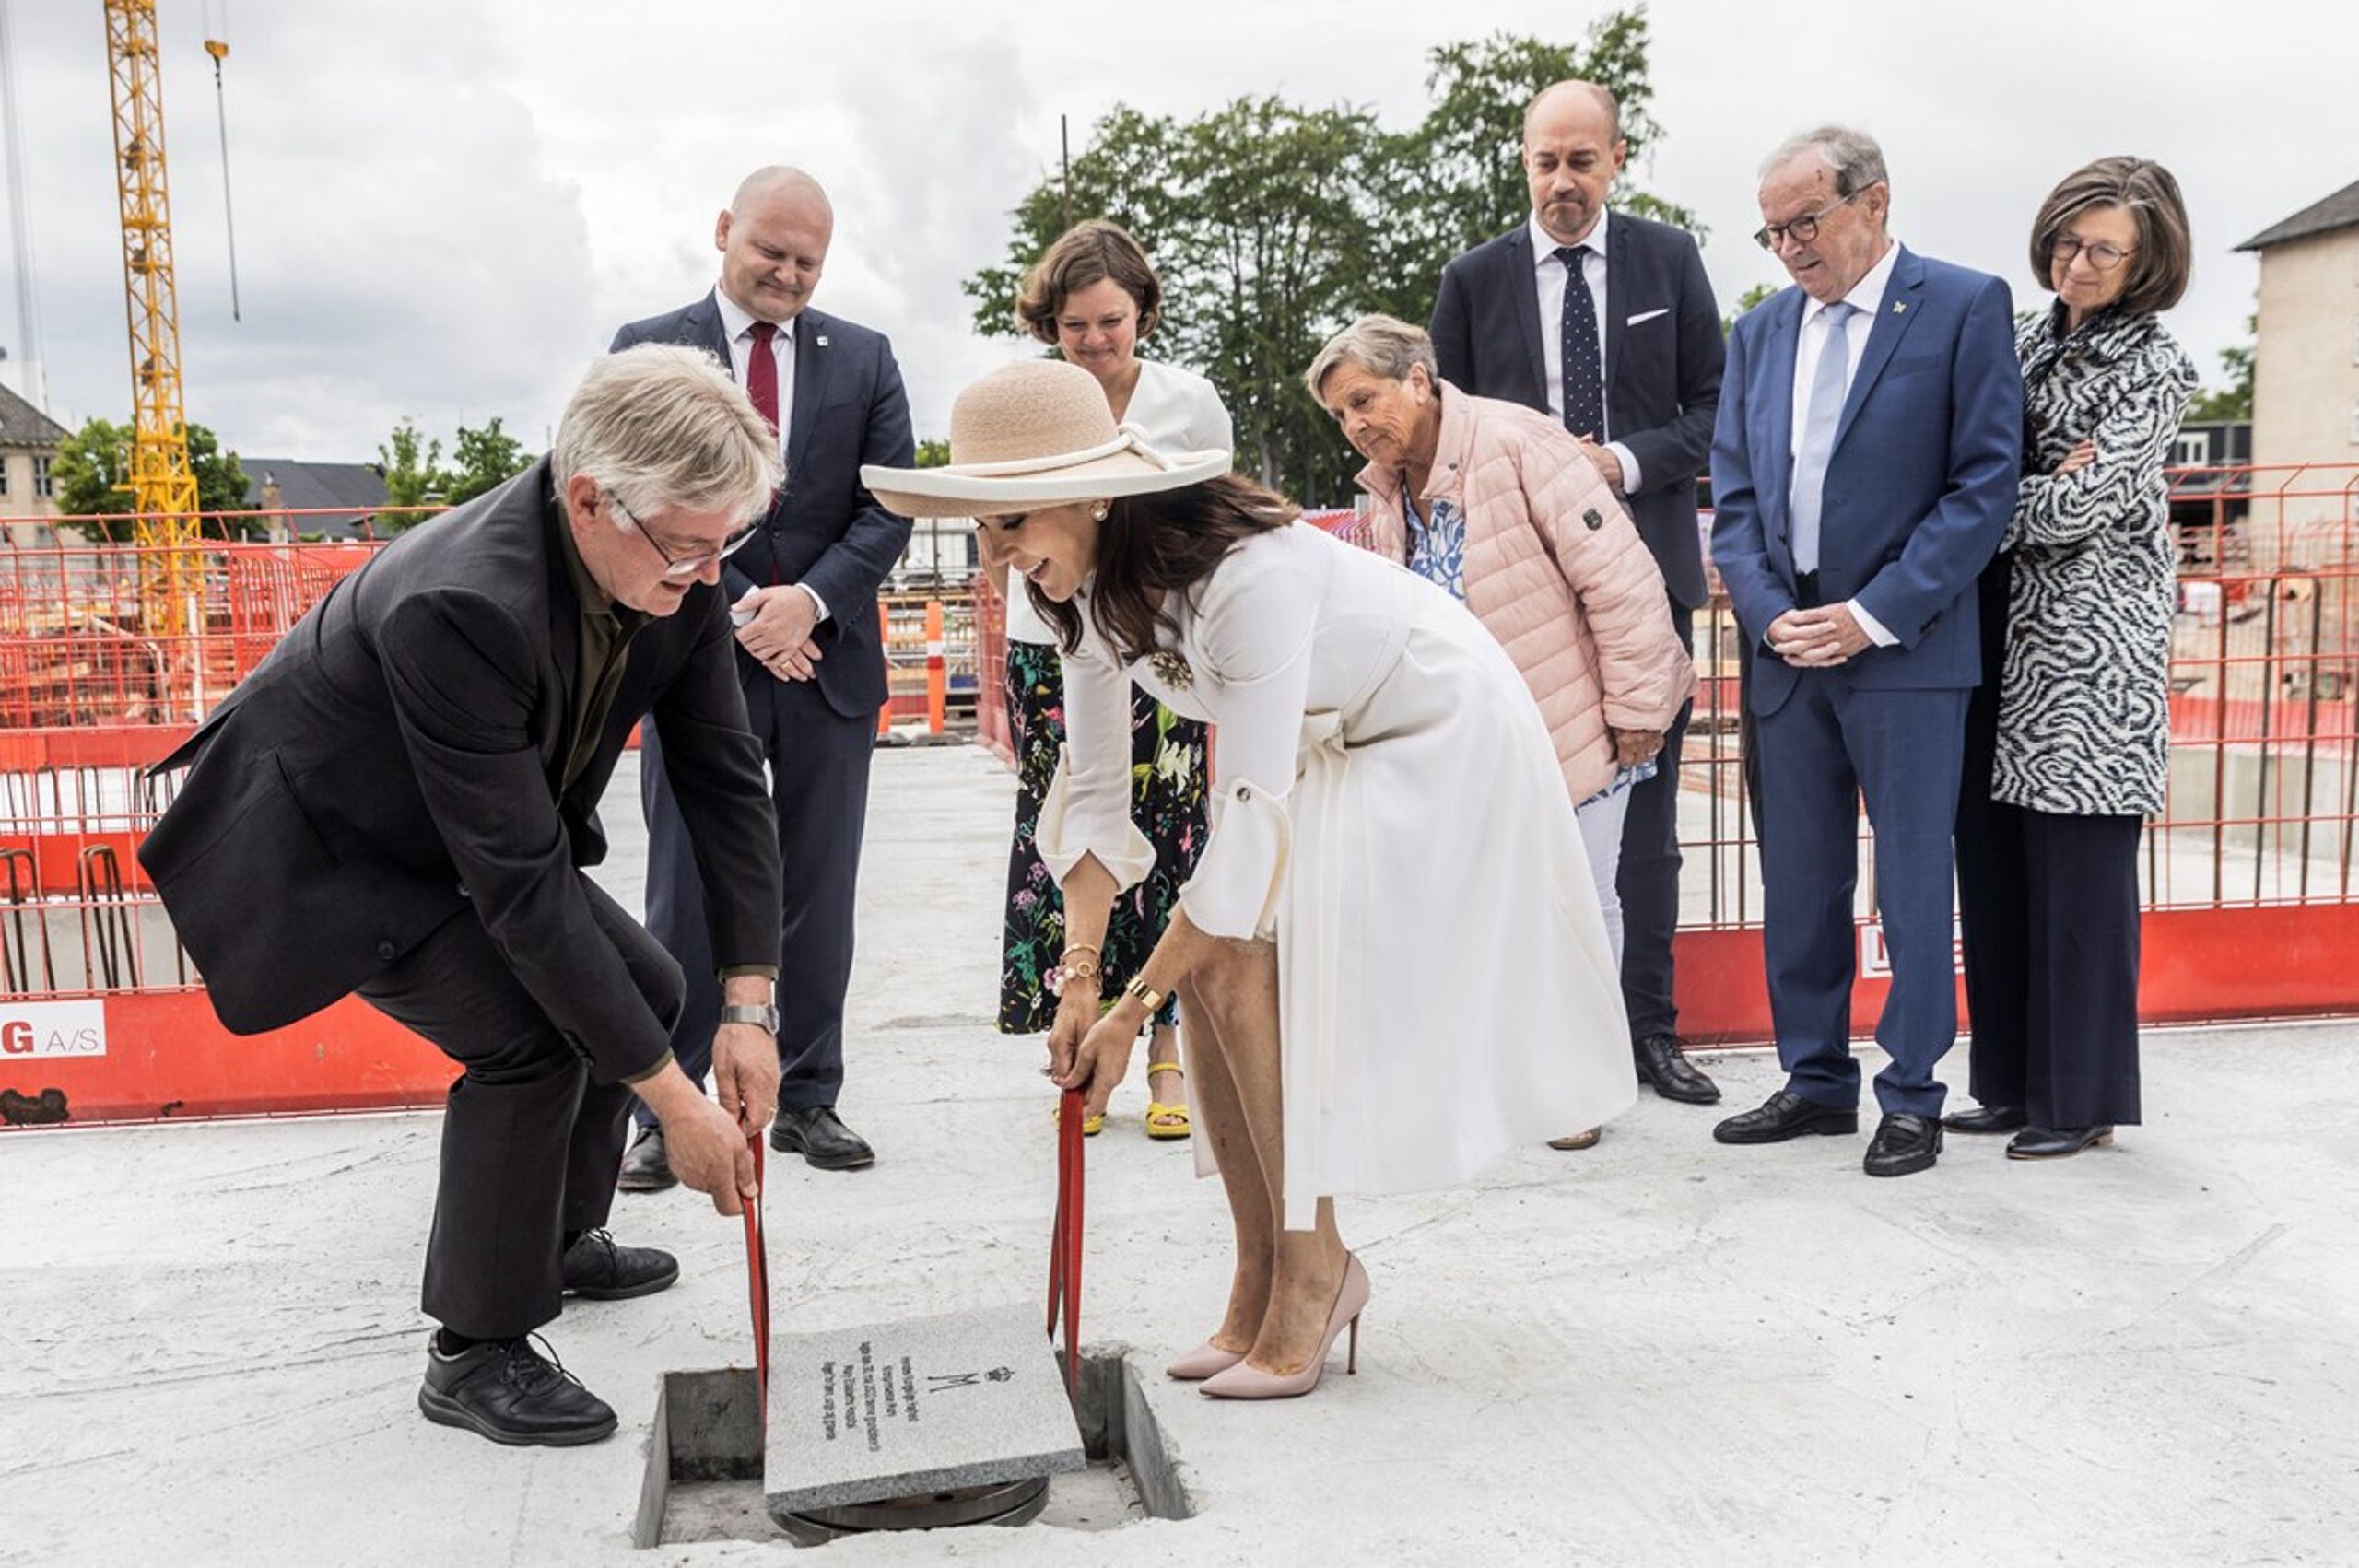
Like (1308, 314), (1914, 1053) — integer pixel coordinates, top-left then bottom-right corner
(1146, 651), (1193, 689)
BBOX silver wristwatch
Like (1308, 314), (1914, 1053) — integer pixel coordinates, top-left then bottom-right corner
(720, 1002), (780, 1035)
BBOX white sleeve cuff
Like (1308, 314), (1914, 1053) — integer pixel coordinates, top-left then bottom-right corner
(1848, 598), (1900, 648)
(799, 583), (830, 623)
(1036, 750), (1155, 892)
(1177, 777), (1291, 941)
(1605, 439), (1642, 496)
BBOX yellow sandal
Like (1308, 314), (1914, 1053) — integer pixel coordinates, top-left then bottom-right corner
(1051, 1098), (1104, 1137)
(1144, 1061), (1191, 1140)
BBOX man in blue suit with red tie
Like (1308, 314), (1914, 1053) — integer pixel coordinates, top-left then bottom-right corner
(1708, 126), (2021, 1176)
(611, 167), (914, 1184)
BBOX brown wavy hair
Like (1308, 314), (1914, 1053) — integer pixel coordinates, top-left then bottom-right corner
(1015, 219), (1164, 345)
(1031, 473), (1297, 661)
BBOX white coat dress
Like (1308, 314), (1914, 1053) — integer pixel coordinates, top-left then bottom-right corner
(1037, 521), (1637, 1228)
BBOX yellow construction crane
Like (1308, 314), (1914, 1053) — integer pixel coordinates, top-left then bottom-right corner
(101, 0), (200, 634)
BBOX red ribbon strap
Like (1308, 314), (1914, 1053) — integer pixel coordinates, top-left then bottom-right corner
(1046, 1088), (1085, 1387)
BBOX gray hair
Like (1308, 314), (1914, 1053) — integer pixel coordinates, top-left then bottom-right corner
(550, 344), (782, 528)
(1304, 314), (1438, 400)
(1759, 124), (1889, 197)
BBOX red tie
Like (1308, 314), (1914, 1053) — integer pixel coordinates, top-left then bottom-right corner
(746, 320), (780, 433)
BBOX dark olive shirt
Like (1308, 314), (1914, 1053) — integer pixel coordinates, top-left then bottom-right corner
(554, 523), (773, 1084)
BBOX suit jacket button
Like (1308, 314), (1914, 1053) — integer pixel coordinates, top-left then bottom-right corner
(375, 940), (399, 962)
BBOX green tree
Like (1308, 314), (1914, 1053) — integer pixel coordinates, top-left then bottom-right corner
(375, 418), (449, 532)
(963, 17), (1683, 505)
(446, 415), (534, 506)
(50, 415), (253, 538)
(2188, 310), (2255, 422)
(51, 416), (134, 522)
(913, 438), (952, 468)
(186, 425), (252, 531)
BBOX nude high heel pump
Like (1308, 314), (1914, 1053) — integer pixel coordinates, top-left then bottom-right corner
(1198, 1254), (1369, 1400)
(1165, 1340), (1248, 1381)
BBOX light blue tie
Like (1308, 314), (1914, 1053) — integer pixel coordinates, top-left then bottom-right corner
(1790, 300), (1858, 575)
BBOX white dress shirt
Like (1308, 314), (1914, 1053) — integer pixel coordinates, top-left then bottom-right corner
(712, 286), (826, 621)
(1785, 240), (1903, 647)
(1526, 209), (1641, 492)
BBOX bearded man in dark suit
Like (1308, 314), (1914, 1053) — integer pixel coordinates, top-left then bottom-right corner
(1430, 80), (1726, 1114)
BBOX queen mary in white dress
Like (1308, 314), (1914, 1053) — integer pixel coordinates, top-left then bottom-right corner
(867, 360), (1635, 1401)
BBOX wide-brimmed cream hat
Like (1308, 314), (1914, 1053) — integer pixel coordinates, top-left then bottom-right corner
(862, 358), (1230, 519)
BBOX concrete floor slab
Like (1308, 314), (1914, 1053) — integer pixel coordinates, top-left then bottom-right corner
(3, 744), (2355, 1564)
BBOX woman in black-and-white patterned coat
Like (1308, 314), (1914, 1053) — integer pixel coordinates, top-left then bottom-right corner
(1948, 158), (2199, 1162)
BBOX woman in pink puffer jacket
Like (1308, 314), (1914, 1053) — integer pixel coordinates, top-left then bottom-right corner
(1310, 316), (1693, 1145)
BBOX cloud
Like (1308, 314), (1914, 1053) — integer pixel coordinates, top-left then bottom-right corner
(0, 0), (2348, 472)
(5, 0), (592, 457)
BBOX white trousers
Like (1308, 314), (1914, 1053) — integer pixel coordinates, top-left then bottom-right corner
(1574, 787), (1633, 969)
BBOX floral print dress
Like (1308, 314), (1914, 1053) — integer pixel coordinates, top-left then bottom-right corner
(999, 640), (1205, 1032)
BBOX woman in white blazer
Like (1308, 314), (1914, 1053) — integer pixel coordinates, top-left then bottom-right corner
(868, 361), (1634, 1401)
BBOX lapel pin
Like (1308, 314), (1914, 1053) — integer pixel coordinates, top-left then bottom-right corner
(816, 334), (830, 347)
(1892, 302), (1907, 315)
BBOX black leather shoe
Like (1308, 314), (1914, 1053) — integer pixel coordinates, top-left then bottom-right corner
(2006, 1124), (2115, 1160)
(616, 1123), (676, 1193)
(1712, 1089), (1859, 1144)
(1941, 1103), (2027, 1135)
(560, 1229), (679, 1300)
(1634, 1034), (1722, 1105)
(770, 1106), (875, 1170)
(417, 1335), (616, 1446)
(1863, 1113), (1942, 1176)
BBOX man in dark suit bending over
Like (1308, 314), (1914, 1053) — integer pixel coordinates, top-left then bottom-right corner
(1431, 80), (1726, 1111)
(139, 346), (789, 1446)
(612, 166), (914, 1185)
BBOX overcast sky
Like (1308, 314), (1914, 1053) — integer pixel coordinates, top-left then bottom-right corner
(0, 0), (2348, 485)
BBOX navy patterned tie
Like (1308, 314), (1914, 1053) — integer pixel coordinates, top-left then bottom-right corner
(1553, 244), (1604, 440)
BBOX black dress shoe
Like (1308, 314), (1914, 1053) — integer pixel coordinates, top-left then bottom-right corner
(1634, 1034), (1722, 1105)
(771, 1105), (875, 1170)
(1863, 1113), (1942, 1177)
(560, 1229), (679, 1299)
(616, 1123), (677, 1193)
(417, 1335), (616, 1446)
(1941, 1103), (2027, 1135)
(2006, 1124), (2115, 1160)
(1712, 1089), (1859, 1144)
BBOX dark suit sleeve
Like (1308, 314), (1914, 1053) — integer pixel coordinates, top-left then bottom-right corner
(1619, 238), (1724, 499)
(1430, 262), (1475, 392)
(1708, 316), (1787, 648)
(794, 337), (916, 626)
(375, 587), (675, 1082)
(1853, 275), (2024, 647)
(647, 593), (783, 971)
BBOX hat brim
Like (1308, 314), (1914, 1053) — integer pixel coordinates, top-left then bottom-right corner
(862, 446), (1231, 520)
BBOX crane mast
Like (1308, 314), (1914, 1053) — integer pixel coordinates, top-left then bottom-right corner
(102, 0), (200, 632)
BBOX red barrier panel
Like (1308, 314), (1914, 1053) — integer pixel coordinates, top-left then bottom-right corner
(0, 989), (452, 1125)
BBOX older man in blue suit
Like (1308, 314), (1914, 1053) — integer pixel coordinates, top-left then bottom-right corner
(611, 167), (914, 1184)
(1708, 126), (2021, 1176)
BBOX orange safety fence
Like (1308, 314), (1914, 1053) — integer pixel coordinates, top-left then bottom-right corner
(879, 590), (980, 741)
(6, 469), (2358, 1125)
